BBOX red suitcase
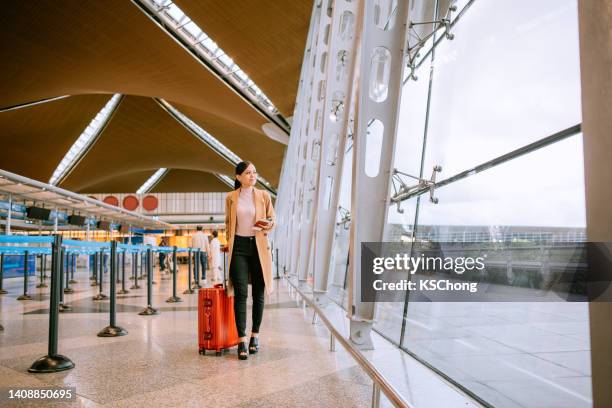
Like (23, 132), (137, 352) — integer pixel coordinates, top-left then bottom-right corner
(198, 253), (238, 355)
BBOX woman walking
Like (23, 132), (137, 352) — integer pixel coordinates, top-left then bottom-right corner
(225, 161), (275, 360)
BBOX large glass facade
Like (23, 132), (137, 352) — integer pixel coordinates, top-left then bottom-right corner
(382, 0), (588, 406)
(290, 0), (588, 405)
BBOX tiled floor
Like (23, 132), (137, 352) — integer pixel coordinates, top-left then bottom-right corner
(0, 262), (478, 407)
(372, 293), (593, 408)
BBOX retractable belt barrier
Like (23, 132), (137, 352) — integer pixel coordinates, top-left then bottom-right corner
(0, 235), (195, 374)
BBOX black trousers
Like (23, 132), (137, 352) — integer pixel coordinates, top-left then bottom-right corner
(230, 236), (265, 338)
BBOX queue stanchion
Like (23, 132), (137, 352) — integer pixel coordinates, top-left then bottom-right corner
(151, 248), (157, 286)
(193, 249), (201, 289)
(130, 251), (140, 289)
(0, 254), (8, 294)
(90, 253), (98, 287)
(139, 248), (158, 315)
(183, 248), (194, 294)
(29, 235), (75, 373)
(166, 247), (181, 303)
(98, 241), (128, 337)
(17, 250), (32, 300)
(138, 251), (145, 280)
(118, 249), (129, 294)
(69, 253), (77, 284)
(37, 253), (48, 288)
(63, 250), (74, 294)
(43, 254), (49, 278)
(58, 248), (71, 312)
(115, 250), (121, 284)
(93, 250), (108, 300)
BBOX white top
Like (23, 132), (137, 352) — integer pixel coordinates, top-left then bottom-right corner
(210, 237), (221, 268)
(191, 231), (210, 252)
(235, 187), (256, 237)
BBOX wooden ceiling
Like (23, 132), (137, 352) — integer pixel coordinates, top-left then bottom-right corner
(0, 0), (310, 192)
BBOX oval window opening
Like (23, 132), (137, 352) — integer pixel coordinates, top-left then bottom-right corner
(335, 50), (349, 82)
(329, 91), (345, 122)
(373, 0), (398, 31)
(368, 47), (391, 102)
(320, 51), (328, 74)
(339, 11), (355, 41)
(326, 133), (339, 165)
(365, 119), (384, 177)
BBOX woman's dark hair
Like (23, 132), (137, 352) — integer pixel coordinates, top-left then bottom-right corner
(234, 161), (253, 190)
(212, 230), (218, 238)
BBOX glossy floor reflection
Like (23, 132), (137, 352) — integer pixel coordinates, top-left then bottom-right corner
(0, 262), (374, 407)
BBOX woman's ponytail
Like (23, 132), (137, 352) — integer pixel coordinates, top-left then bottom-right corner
(234, 161), (253, 190)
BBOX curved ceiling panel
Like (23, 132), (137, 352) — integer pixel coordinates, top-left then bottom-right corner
(173, 0), (312, 116)
(0, 0), (271, 134)
(171, 102), (284, 185)
(77, 170), (156, 194)
(151, 169), (231, 193)
(0, 94), (109, 182)
(60, 96), (235, 193)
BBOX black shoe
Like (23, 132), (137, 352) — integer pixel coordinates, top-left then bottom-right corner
(238, 341), (248, 360)
(248, 337), (259, 354)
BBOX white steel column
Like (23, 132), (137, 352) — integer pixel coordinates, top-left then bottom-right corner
(274, 0), (321, 276)
(310, 0), (364, 305)
(347, 0), (411, 349)
(286, 1), (326, 282)
(294, 1), (336, 284)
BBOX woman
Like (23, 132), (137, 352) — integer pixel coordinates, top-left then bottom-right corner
(225, 161), (275, 360)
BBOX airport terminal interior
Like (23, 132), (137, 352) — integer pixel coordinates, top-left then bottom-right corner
(1, 0), (611, 407)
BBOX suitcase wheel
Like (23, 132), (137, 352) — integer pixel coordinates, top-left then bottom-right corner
(199, 348), (205, 355)
(215, 351), (222, 356)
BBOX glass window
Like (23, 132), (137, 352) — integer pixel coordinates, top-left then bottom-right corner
(422, 0), (582, 177)
(403, 134), (590, 408)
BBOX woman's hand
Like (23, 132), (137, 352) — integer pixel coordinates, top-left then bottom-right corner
(262, 220), (274, 231)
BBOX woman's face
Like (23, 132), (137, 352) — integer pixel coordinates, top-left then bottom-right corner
(237, 163), (257, 188)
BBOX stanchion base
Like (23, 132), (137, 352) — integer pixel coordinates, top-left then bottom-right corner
(183, 289), (195, 294)
(166, 296), (182, 303)
(117, 289), (129, 294)
(28, 354), (75, 373)
(59, 303), (72, 312)
(68, 280), (78, 284)
(138, 306), (159, 315)
(90, 282), (98, 287)
(93, 294), (108, 301)
(97, 325), (128, 337)
(36, 283), (48, 288)
(130, 285), (141, 289)
(152, 281), (157, 285)
(0, 289), (7, 294)
(63, 288), (75, 294)
(161, 276), (171, 280)
(137, 276), (146, 280)
(17, 294), (32, 300)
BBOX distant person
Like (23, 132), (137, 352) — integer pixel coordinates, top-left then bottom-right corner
(191, 226), (210, 282)
(209, 230), (222, 282)
(225, 161), (275, 360)
(159, 237), (168, 272)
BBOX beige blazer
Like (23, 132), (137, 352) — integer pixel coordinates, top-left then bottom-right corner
(225, 188), (276, 295)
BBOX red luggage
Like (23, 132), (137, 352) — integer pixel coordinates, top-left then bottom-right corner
(198, 253), (238, 355)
